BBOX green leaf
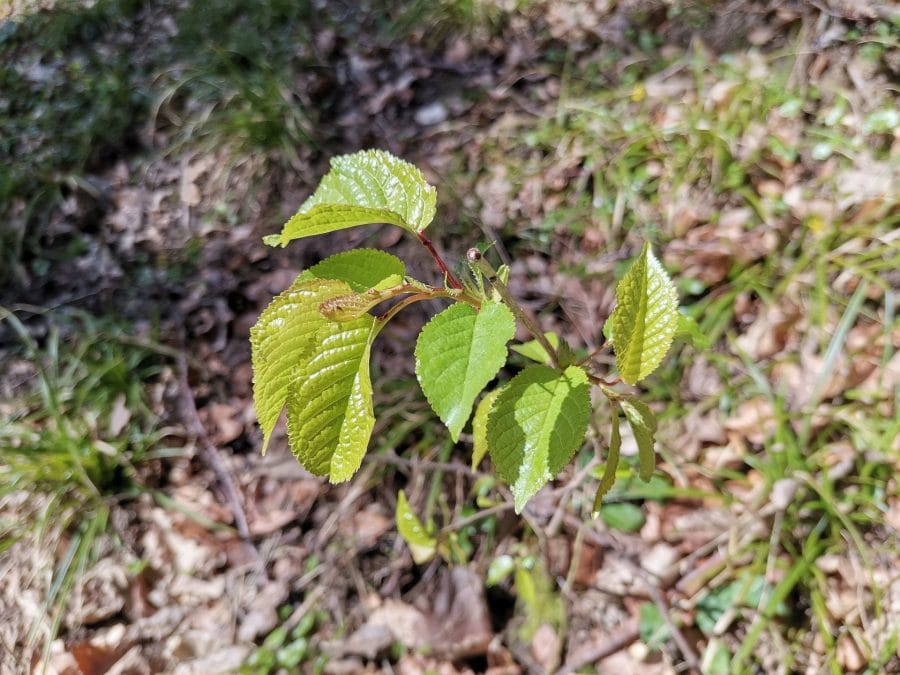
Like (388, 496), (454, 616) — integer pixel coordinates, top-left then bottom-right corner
(510, 332), (560, 364)
(472, 387), (504, 470)
(592, 408), (621, 515)
(251, 278), (353, 452)
(610, 242), (679, 384)
(299, 249), (406, 292)
(396, 490), (437, 564)
(415, 301), (516, 442)
(673, 312), (710, 349)
(285, 315), (379, 482)
(621, 399), (657, 481)
(600, 502), (646, 533)
(487, 365), (591, 512)
(265, 150), (436, 246)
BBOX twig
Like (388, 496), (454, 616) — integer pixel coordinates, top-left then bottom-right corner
(176, 354), (254, 549)
(644, 576), (701, 674)
(557, 620), (640, 674)
(438, 502), (514, 535)
(468, 249), (562, 370)
(417, 231), (463, 290)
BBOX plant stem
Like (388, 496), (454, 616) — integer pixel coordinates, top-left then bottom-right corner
(417, 231), (463, 290)
(467, 249), (562, 370)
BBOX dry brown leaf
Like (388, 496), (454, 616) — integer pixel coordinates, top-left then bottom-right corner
(724, 397), (776, 445)
(735, 302), (800, 359)
(531, 623), (561, 672)
(206, 402), (244, 445)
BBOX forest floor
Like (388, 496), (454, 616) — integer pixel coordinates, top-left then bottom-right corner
(1, 0), (898, 673)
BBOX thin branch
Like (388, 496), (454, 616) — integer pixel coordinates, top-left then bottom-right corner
(467, 249), (562, 370)
(557, 620), (640, 674)
(438, 502), (515, 535)
(176, 354), (255, 551)
(417, 231), (463, 290)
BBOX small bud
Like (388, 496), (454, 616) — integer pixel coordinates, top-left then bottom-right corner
(466, 248), (482, 262)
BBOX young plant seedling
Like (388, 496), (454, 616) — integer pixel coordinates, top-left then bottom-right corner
(251, 150), (697, 535)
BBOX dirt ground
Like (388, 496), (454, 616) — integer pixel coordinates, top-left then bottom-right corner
(1, 0), (898, 673)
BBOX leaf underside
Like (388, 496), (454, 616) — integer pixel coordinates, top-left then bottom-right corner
(610, 242), (679, 384)
(286, 315), (378, 482)
(471, 386), (504, 470)
(265, 149), (437, 246)
(621, 399), (657, 481)
(251, 278), (355, 452)
(487, 365), (591, 512)
(592, 407), (622, 514)
(415, 301), (516, 442)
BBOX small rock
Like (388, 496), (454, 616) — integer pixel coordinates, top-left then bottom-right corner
(415, 102), (448, 126)
(642, 543), (679, 586)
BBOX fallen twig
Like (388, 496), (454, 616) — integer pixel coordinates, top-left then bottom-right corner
(176, 354), (255, 552)
(557, 620), (640, 674)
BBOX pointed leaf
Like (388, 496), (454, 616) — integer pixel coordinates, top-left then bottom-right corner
(621, 399), (657, 481)
(472, 386), (504, 470)
(396, 490), (437, 564)
(486, 365), (591, 512)
(265, 150), (437, 246)
(286, 315), (378, 482)
(415, 301), (516, 442)
(251, 278), (353, 452)
(510, 332), (560, 365)
(299, 249), (406, 292)
(592, 408), (622, 515)
(610, 243), (679, 384)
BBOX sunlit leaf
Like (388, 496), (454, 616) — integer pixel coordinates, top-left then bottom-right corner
(285, 315), (378, 482)
(472, 386), (504, 470)
(416, 301), (515, 442)
(396, 490), (436, 564)
(610, 243), (679, 384)
(510, 332), (560, 365)
(621, 399), (657, 481)
(251, 278), (352, 452)
(487, 365), (591, 512)
(265, 150), (436, 246)
(299, 249), (406, 292)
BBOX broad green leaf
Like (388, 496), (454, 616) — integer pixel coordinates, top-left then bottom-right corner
(510, 332), (560, 365)
(298, 249), (406, 292)
(592, 408), (621, 515)
(285, 315), (378, 482)
(415, 301), (516, 442)
(621, 399), (657, 481)
(486, 365), (591, 512)
(610, 242), (679, 384)
(251, 278), (353, 452)
(674, 312), (710, 349)
(265, 150), (437, 246)
(396, 490), (437, 564)
(600, 502), (646, 533)
(472, 387), (504, 470)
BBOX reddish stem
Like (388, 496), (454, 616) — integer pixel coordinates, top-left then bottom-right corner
(417, 232), (463, 290)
